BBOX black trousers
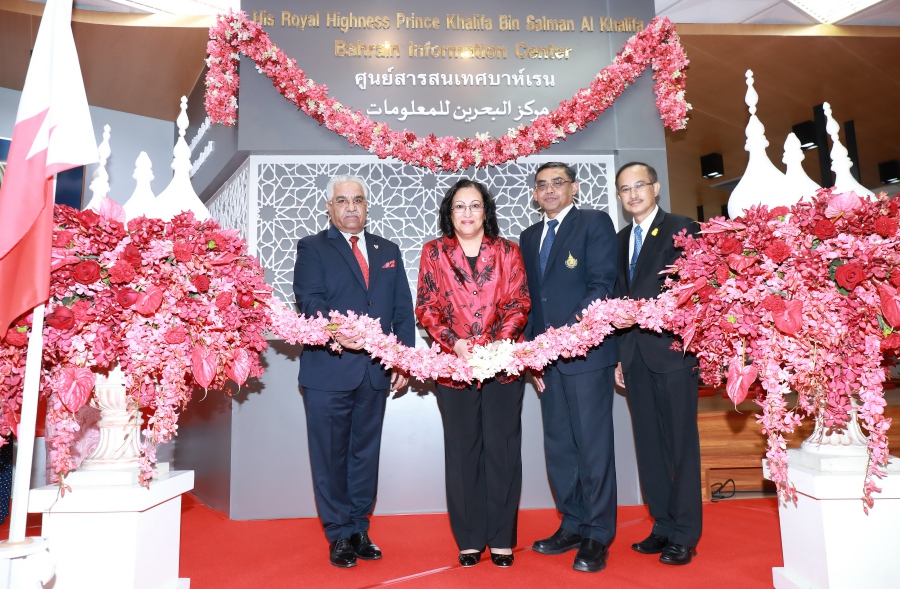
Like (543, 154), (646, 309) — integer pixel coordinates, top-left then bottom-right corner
(623, 346), (702, 547)
(540, 364), (617, 545)
(435, 376), (525, 550)
(302, 371), (387, 543)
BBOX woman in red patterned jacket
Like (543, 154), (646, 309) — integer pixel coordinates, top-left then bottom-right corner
(415, 178), (531, 569)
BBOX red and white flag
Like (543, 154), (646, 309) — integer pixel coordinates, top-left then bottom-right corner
(0, 0), (98, 338)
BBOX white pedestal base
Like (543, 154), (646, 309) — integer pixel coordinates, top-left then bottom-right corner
(27, 470), (194, 589)
(765, 450), (900, 589)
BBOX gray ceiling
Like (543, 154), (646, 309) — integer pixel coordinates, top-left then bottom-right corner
(656, 0), (900, 26)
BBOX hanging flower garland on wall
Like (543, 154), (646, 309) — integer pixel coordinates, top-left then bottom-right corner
(204, 12), (690, 171)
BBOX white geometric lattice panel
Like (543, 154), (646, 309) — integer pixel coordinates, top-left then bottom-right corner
(208, 160), (250, 242)
(211, 155), (615, 305)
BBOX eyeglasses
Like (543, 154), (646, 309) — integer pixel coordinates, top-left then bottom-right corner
(333, 196), (367, 207)
(535, 178), (573, 192)
(617, 181), (654, 197)
(452, 202), (484, 214)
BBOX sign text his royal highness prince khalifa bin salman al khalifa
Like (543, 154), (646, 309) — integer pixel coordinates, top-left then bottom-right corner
(250, 10), (645, 60)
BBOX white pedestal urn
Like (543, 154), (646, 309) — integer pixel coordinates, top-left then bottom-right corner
(27, 365), (193, 589)
(764, 402), (900, 589)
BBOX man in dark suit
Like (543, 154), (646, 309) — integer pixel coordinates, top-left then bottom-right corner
(611, 162), (702, 565)
(520, 162), (619, 573)
(293, 174), (415, 568)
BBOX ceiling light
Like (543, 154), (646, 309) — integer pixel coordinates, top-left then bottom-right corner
(701, 153), (724, 179)
(792, 120), (818, 150)
(879, 160), (900, 185)
(787, 1), (885, 24)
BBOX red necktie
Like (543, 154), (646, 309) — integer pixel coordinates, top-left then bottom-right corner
(349, 236), (369, 288)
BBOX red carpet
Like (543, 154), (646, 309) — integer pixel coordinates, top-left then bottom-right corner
(179, 496), (783, 589)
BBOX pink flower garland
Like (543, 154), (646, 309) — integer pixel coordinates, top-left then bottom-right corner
(204, 12), (690, 171)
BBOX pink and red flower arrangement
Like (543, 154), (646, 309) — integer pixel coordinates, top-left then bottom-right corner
(204, 12), (690, 171)
(650, 189), (897, 509)
(0, 203), (273, 486)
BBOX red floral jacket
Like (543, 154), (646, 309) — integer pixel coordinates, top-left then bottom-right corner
(415, 235), (531, 372)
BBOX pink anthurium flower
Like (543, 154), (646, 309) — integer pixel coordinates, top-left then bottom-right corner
(96, 197), (126, 224)
(726, 359), (758, 405)
(773, 299), (803, 335)
(58, 367), (95, 413)
(878, 283), (900, 329)
(224, 348), (251, 386)
(191, 345), (217, 389)
(824, 191), (862, 218)
(134, 286), (164, 316)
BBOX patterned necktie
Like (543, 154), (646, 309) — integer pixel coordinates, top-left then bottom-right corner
(539, 219), (559, 276)
(349, 235), (369, 288)
(629, 225), (643, 281)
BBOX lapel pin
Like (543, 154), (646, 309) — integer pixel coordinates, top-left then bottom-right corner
(651, 228), (659, 236)
(565, 252), (578, 269)
(374, 244), (379, 249)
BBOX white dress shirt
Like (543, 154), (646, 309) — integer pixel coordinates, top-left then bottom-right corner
(539, 202), (575, 249)
(628, 205), (660, 261)
(340, 230), (368, 264)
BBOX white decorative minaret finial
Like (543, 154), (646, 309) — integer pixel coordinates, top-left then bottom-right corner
(727, 71), (792, 219)
(85, 124), (112, 210)
(782, 132), (820, 203)
(823, 102), (874, 199)
(150, 96), (211, 222)
(122, 152), (156, 221)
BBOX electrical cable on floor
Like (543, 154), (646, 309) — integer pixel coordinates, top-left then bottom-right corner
(710, 478), (736, 502)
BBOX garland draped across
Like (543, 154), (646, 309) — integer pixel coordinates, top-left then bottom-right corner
(204, 13), (690, 171)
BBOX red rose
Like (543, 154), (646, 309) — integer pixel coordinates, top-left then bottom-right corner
(761, 295), (786, 313)
(720, 237), (743, 256)
(835, 262), (867, 291)
(73, 260), (101, 284)
(164, 325), (188, 344)
(890, 271), (900, 288)
(236, 292), (255, 309)
(215, 292), (232, 309)
(882, 333), (900, 352)
(192, 275), (211, 293)
(46, 306), (75, 330)
(715, 265), (730, 285)
(770, 206), (789, 218)
(890, 201), (900, 217)
(764, 241), (791, 264)
(122, 244), (142, 266)
(173, 242), (192, 263)
(71, 300), (93, 322)
(53, 230), (75, 248)
(108, 260), (136, 284)
(697, 285), (716, 303)
(4, 328), (28, 347)
(813, 219), (837, 240)
(76, 209), (100, 226)
(115, 287), (139, 308)
(874, 216), (899, 238)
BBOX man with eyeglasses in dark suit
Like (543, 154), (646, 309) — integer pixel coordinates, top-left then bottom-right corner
(611, 161), (702, 566)
(519, 162), (619, 573)
(293, 174), (415, 568)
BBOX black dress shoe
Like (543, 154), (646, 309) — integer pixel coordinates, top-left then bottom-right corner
(490, 552), (514, 568)
(659, 543), (697, 565)
(632, 532), (669, 554)
(573, 539), (608, 573)
(349, 531), (382, 560)
(458, 550), (484, 567)
(532, 527), (583, 555)
(329, 538), (357, 568)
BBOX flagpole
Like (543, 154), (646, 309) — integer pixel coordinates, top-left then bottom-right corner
(7, 305), (45, 544)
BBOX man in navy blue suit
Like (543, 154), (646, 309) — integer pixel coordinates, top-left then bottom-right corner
(520, 162), (619, 573)
(293, 174), (415, 568)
